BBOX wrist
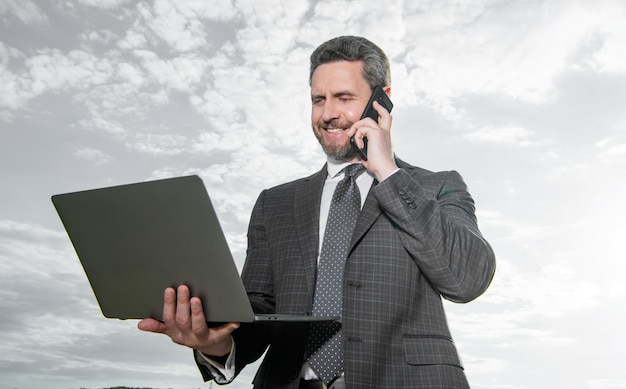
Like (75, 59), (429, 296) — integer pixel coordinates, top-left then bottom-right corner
(198, 336), (233, 358)
(375, 161), (399, 182)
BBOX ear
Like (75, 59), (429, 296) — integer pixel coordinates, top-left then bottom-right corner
(383, 86), (391, 98)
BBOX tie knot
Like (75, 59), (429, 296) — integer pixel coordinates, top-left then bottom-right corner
(342, 163), (365, 179)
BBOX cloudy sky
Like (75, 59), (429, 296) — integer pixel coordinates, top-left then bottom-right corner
(1, 0), (626, 388)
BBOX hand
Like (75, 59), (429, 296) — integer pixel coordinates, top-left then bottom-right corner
(137, 285), (240, 357)
(349, 101), (397, 181)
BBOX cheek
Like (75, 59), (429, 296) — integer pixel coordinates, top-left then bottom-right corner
(311, 107), (322, 125)
(347, 103), (365, 122)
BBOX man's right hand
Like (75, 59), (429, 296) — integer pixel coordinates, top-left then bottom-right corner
(137, 285), (240, 357)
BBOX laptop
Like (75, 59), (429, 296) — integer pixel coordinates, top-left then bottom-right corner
(52, 175), (336, 324)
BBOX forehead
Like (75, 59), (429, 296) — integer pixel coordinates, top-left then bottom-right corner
(310, 60), (369, 93)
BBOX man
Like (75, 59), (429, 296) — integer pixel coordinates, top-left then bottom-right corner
(139, 36), (496, 388)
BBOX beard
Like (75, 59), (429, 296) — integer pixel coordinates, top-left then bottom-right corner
(312, 120), (361, 161)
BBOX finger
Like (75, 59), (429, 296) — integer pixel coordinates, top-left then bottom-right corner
(373, 101), (392, 130)
(137, 318), (167, 334)
(373, 101), (391, 129)
(175, 285), (192, 328)
(349, 121), (370, 149)
(161, 287), (177, 325)
(189, 296), (209, 335)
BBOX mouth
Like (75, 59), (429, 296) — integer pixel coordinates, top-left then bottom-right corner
(325, 126), (349, 134)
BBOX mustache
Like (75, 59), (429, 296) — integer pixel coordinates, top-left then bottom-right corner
(321, 119), (353, 129)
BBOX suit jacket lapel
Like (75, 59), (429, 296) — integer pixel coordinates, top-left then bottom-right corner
(351, 180), (381, 249)
(294, 164), (327, 299)
(350, 158), (413, 250)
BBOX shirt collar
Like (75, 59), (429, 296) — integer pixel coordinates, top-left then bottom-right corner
(326, 157), (361, 178)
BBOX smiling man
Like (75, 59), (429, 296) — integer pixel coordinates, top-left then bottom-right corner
(139, 35), (496, 389)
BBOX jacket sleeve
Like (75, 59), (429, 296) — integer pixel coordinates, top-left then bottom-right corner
(372, 168), (496, 303)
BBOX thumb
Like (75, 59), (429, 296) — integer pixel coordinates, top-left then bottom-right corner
(138, 318), (167, 334)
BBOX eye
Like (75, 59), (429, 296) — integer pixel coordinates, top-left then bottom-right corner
(337, 94), (356, 103)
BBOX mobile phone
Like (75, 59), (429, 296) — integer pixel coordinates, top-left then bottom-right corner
(350, 85), (393, 160)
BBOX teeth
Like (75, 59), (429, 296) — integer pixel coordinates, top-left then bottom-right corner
(327, 128), (346, 133)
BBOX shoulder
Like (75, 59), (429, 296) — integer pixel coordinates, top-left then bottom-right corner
(252, 165), (326, 209)
(395, 157), (465, 187)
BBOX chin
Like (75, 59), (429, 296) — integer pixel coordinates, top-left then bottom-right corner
(321, 141), (360, 161)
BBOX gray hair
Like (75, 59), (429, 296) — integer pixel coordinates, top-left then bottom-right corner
(309, 35), (391, 89)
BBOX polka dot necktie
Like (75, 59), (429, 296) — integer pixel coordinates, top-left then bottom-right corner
(307, 163), (365, 385)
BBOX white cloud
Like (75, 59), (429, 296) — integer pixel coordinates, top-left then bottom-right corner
(461, 355), (509, 375)
(27, 49), (114, 94)
(75, 0), (132, 10)
(128, 133), (192, 155)
(138, 0), (208, 52)
(176, 0), (239, 21)
(117, 62), (145, 86)
(596, 137), (626, 163)
(2, 1), (626, 388)
(587, 379), (626, 389)
(81, 29), (118, 45)
(570, 1), (626, 73)
(0, 66), (31, 110)
(117, 26), (149, 51)
(462, 126), (537, 146)
(132, 49), (209, 91)
(73, 148), (112, 165)
(482, 259), (601, 319)
(397, 0), (626, 129)
(77, 116), (127, 138)
(608, 282), (626, 299)
(0, 0), (48, 25)
(192, 131), (241, 153)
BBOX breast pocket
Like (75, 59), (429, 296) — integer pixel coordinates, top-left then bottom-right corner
(403, 334), (464, 368)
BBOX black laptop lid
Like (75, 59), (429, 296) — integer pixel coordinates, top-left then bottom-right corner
(52, 175), (256, 323)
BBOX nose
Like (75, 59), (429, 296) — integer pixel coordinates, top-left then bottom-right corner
(321, 99), (340, 123)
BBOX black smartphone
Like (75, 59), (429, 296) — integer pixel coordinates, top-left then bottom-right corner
(350, 85), (393, 160)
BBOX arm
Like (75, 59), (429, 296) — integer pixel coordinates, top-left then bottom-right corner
(373, 168), (496, 303)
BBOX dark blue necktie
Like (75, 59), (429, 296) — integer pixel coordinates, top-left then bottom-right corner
(307, 163), (365, 384)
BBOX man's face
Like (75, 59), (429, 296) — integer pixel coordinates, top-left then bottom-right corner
(310, 60), (372, 161)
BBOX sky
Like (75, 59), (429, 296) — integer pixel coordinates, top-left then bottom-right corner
(1, 0), (626, 388)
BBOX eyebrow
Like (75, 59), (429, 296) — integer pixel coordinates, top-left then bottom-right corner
(310, 90), (357, 101)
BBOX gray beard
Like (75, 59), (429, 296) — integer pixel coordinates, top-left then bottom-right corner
(319, 137), (360, 161)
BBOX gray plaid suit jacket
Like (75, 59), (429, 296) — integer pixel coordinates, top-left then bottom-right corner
(196, 158), (496, 388)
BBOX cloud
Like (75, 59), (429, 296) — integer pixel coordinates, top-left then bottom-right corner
(588, 379), (626, 389)
(132, 49), (209, 91)
(0, 0), (48, 26)
(75, 0), (132, 10)
(27, 49), (114, 94)
(0, 48), (114, 112)
(128, 132), (192, 155)
(129, 0), (239, 53)
(77, 116), (128, 139)
(447, 256), (601, 347)
(395, 0), (626, 137)
(136, 1), (208, 52)
(596, 136), (626, 163)
(73, 147), (112, 165)
(0, 65), (31, 110)
(3, 1), (626, 388)
(462, 125), (538, 146)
